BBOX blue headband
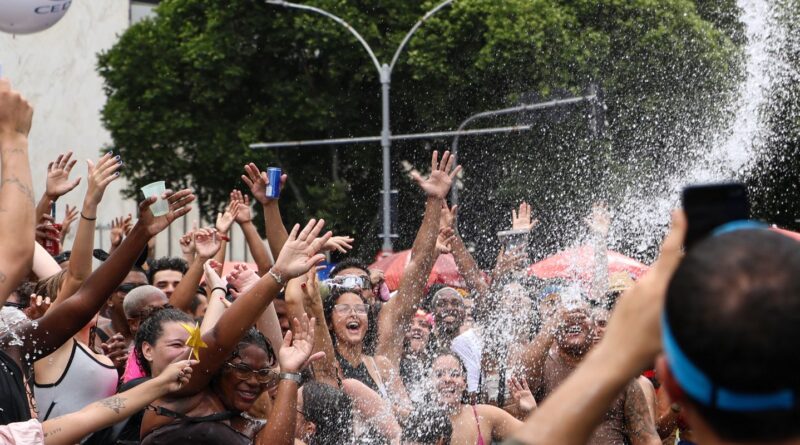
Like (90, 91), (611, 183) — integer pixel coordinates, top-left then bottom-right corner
(711, 219), (768, 237)
(661, 312), (795, 411)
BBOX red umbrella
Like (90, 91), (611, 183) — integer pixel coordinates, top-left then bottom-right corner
(370, 250), (465, 292)
(527, 246), (649, 282)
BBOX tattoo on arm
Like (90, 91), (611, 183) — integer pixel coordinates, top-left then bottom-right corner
(43, 426), (62, 437)
(99, 396), (127, 414)
(0, 177), (35, 204)
(624, 381), (660, 444)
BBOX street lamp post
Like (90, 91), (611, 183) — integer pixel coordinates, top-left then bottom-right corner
(266, 0), (455, 253)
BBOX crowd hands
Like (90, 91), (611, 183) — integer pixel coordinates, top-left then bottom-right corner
(0, 78), (797, 445)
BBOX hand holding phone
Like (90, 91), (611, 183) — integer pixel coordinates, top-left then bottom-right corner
(682, 182), (750, 250)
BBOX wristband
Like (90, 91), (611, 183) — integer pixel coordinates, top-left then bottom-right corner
(80, 212), (97, 221)
(268, 268), (286, 286)
(279, 372), (302, 384)
(210, 286), (227, 294)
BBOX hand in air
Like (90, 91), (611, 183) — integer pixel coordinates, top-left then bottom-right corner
(272, 219), (331, 280)
(278, 313), (325, 373)
(137, 188), (195, 236)
(241, 163), (287, 206)
(411, 150), (461, 199)
(510, 377), (537, 413)
(512, 201), (538, 232)
(85, 152), (122, 206)
(46, 151), (81, 200)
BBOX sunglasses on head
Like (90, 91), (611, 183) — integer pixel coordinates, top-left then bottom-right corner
(332, 274), (370, 290)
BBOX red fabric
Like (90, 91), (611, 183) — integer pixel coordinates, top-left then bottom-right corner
(770, 226), (800, 241)
(527, 246), (649, 281)
(369, 250), (465, 292)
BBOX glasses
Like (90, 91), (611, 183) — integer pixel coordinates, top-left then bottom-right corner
(225, 362), (280, 386)
(433, 369), (464, 379)
(333, 303), (369, 315)
(117, 282), (144, 294)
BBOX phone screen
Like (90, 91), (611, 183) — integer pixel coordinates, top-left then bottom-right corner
(682, 183), (750, 250)
(497, 229), (529, 252)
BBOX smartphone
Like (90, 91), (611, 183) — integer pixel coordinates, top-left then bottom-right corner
(682, 183), (750, 250)
(497, 229), (530, 251)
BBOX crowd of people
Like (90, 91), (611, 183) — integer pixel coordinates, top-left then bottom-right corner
(1, 77), (798, 445)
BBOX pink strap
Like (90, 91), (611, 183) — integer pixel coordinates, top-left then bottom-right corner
(471, 405), (485, 445)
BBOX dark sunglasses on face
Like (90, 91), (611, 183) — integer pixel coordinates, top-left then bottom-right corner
(117, 282), (145, 294)
(225, 362), (280, 386)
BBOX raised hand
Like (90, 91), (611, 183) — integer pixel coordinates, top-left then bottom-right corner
(241, 163), (287, 206)
(226, 263), (259, 298)
(0, 78), (34, 139)
(46, 151), (82, 201)
(272, 219), (331, 280)
(439, 202), (458, 230)
(435, 227), (455, 255)
(194, 228), (221, 260)
(36, 214), (60, 246)
(322, 235), (354, 254)
(512, 201), (538, 232)
(100, 333), (129, 371)
(585, 202), (611, 237)
(492, 246), (528, 278)
(230, 189), (253, 224)
(203, 259), (226, 290)
(155, 359), (197, 393)
(215, 199), (239, 234)
(24, 294), (51, 320)
(137, 188), (195, 236)
(510, 377), (537, 413)
(110, 214), (132, 249)
(59, 204), (79, 242)
(278, 313), (324, 373)
(410, 150), (461, 199)
(85, 153), (122, 206)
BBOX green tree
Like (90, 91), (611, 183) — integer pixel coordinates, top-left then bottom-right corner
(98, 0), (742, 262)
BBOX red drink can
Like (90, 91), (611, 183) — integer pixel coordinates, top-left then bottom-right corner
(43, 223), (62, 256)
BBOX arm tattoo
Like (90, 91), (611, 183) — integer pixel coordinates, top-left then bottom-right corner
(0, 177), (35, 204)
(624, 381), (660, 445)
(44, 426), (62, 437)
(99, 396), (127, 414)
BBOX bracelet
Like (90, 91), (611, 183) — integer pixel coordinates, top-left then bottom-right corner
(268, 268), (285, 286)
(210, 286), (227, 294)
(279, 372), (302, 384)
(80, 212), (97, 221)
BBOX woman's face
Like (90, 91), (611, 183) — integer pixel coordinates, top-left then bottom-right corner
(405, 317), (431, 353)
(331, 292), (369, 347)
(217, 344), (276, 412)
(431, 355), (466, 408)
(142, 321), (190, 377)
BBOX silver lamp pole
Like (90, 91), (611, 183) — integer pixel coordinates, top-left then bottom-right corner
(266, 0), (455, 253)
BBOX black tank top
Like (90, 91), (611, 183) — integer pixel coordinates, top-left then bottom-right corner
(141, 409), (250, 445)
(0, 349), (31, 425)
(336, 353), (380, 393)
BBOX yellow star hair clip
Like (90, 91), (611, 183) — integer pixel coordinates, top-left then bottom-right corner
(181, 322), (208, 361)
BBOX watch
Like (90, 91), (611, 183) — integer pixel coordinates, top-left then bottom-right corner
(268, 268), (286, 286)
(279, 372), (302, 384)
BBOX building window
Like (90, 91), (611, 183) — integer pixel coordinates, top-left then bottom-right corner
(130, 0), (159, 25)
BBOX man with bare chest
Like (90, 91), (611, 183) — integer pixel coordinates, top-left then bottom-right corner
(519, 302), (660, 445)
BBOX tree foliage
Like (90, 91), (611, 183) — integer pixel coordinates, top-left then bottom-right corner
(98, 0), (744, 262)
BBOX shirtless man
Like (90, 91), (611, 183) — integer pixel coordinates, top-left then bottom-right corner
(518, 300), (660, 445)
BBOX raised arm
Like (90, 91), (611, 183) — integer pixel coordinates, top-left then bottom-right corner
(55, 153), (121, 305)
(517, 312), (559, 394)
(41, 359), (195, 445)
(586, 204), (610, 303)
(227, 263), (284, 354)
(285, 269), (338, 386)
(231, 189), (273, 275)
(256, 314), (322, 445)
(241, 163), (289, 260)
(376, 150), (461, 363)
(24, 190), (195, 359)
(169, 228), (221, 312)
(442, 203), (488, 294)
(0, 79), (35, 303)
(508, 211), (685, 445)
(176, 219), (331, 396)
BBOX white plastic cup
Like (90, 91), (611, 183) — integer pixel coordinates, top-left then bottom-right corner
(141, 181), (168, 217)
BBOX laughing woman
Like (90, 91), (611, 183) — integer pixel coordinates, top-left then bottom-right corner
(324, 288), (412, 420)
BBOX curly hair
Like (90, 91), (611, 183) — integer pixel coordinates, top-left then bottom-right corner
(229, 327), (276, 368)
(323, 287), (377, 355)
(146, 257), (189, 284)
(134, 308), (193, 376)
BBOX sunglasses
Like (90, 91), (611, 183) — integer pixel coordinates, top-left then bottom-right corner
(117, 282), (145, 294)
(225, 362), (280, 386)
(332, 275), (370, 290)
(333, 303), (369, 315)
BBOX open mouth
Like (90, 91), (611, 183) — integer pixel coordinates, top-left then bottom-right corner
(345, 320), (361, 334)
(410, 330), (424, 340)
(237, 389), (259, 402)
